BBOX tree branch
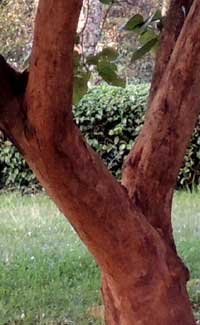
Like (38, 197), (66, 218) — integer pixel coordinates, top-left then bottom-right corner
(149, 0), (193, 103)
(0, 54), (161, 280)
(26, 0), (83, 137)
(122, 0), (200, 246)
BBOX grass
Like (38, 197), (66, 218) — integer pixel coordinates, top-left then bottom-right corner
(172, 191), (200, 322)
(0, 193), (101, 324)
(173, 191), (200, 279)
(0, 190), (199, 324)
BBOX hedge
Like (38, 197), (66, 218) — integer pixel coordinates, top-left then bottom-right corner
(75, 84), (148, 178)
(1, 84), (200, 191)
(0, 138), (39, 192)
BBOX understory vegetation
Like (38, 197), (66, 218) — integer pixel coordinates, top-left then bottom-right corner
(0, 191), (199, 324)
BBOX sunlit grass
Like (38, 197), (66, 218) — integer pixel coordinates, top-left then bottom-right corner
(0, 190), (199, 323)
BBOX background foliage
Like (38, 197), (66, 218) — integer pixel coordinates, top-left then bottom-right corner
(0, 140), (39, 192)
(1, 84), (200, 191)
(76, 84), (147, 178)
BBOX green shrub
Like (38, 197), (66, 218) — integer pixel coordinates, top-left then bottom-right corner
(76, 84), (200, 189)
(0, 139), (39, 192)
(75, 84), (148, 178)
(1, 83), (200, 191)
(178, 118), (200, 189)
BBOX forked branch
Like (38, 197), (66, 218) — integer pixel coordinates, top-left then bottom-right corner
(0, 0), (193, 299)
(0, 0), (165, 277)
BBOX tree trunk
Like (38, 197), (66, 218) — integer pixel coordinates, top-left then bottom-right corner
(0, 0), (200, 324)
(102, 270), (194, 325)
(78, 0), (104, 56)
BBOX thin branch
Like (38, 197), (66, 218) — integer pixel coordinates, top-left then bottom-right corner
(79, 0), (90, 64)
(97, 2), (114, 51)
(79, 0), (90, 37)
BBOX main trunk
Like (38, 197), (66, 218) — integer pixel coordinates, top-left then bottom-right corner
(97, 178), (195, 325)
(0, 108), (195, 324)
(102, 270), (195, 325)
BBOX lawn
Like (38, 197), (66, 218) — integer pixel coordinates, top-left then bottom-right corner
(0, 191), (199, 324)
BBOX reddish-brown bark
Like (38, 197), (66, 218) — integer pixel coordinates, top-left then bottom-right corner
(150, 0), (194, 104)
(0, 0), (199, 324)
(123, 0), (200, 247)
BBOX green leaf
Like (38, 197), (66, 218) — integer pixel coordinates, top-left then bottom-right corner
(150, 39), (160, 55)
(97, 60), (125, 87)
(99, 0), (113, 4)
(73, 70), (91, 105)
(131, 38), (158, 62)
(123, 14), (144, 31)
(151, 10), (162, 21)
(73, 50), (81, 67)
(114, 136), (119, 145)
(139, 29), (158, 45)
(87, 54), (99, 65)
(100, 47), (118, 60)
(87, 47), (118, 66)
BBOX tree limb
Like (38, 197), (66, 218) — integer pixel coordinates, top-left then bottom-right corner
(26, 0), (83, 137)
(0, 66), (170, 282)
(149, 0), (193, 103)
(122, 0), (200, 246)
